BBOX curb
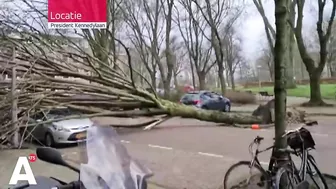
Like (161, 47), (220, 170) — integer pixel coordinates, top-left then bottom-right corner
(305, 113), (336, 117)
(231, 110), (336, 117)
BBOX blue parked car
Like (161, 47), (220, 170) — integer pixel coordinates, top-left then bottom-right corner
(179, 90), (231, 112)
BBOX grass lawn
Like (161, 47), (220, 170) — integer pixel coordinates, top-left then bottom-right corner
(241, 84), (336, 100)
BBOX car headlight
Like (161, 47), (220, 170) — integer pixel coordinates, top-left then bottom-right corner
(52, 124), (70, 132)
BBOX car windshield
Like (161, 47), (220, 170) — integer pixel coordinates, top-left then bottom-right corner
(181, 93), (199, 101)
(46, 108), (82, 119)
(208, 93), (221, 98)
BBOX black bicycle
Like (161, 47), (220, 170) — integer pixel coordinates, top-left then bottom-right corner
(274, 126), (328, 189)
(223, 126), (328, 189)
(223, 136), (275, 189)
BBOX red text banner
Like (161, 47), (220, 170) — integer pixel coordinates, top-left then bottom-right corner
(48, 0), (107, 29)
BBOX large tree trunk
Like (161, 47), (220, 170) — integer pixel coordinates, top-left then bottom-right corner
(267, 62), (274, 81)
(273, 0), (289, 156)
(230, 70), (235, 90)
(286, 29), (296, 88)
(150, 73), (157, 90)
(308, 71), (324, 105)
(198, 71), (206, 90)
(173, 74), (179, 89)
(189, 60), (196, 89)
(218, 66), (226, 95)
(329, 63), (336, 77)
(162, 80), (171, 98)
(286, 0), (297, 89)
(225, 69), (230, 87)
(160, 100), (262, 124)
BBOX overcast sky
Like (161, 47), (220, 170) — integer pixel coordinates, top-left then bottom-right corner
(239, 0), (333, 62)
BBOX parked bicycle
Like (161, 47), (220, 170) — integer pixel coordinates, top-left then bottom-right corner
(223, 135), (275, 189)
(274, 126), (328, 189)
(223, 126), (328, 189)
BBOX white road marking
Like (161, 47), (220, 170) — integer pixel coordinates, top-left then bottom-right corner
(198, 152), (224, 158)
(148, 144), (173, 150)
(120, 140), (271, 165)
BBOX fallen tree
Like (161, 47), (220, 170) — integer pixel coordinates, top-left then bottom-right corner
(0, 33), (310, 147)
(0, 41), (266, 145)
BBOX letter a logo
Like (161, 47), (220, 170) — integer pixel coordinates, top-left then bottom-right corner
(9, 157), (36, 185)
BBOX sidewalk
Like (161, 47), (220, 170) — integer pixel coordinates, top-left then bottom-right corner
(0, 149), (166, 189)
(231, 97), (336, 116)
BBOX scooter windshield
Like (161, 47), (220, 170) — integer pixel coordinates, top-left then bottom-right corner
(78, 125), (153, 189)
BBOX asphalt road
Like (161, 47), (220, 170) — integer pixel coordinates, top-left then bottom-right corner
(56, 116), (336, 189)
(1, 116), (335, 189)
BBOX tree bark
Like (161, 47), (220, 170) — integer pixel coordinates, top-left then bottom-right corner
(198, 71), (206, 90)
(160, 100), (262, 124)
(190, 60), (196, 88)
(230, 70), (235, 90)
(253, 0), (296, 89)
(294, 0), (336, 106)
(273, 0), (288, 154)
(285, 0), (297, 89)
(150, 73), (157, 90)
(329, 62), (336, 77)
(308, 71), (323, 105)
(218, 66), (226, 95)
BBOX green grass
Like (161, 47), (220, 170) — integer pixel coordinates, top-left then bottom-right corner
(240, 84), (336, 100)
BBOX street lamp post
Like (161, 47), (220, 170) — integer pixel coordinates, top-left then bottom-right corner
(257, 65), (262, 89)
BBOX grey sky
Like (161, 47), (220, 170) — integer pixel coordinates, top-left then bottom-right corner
(239, 0), (332, 62)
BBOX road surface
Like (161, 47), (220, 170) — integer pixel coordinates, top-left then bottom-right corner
(1, 116), (335, 189)
(58, 116), (336, 189)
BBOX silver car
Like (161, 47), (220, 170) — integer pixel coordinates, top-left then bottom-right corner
(27, 108), (93, 147)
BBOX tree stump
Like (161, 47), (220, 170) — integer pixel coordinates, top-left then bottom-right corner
(252, 99), (306, 124)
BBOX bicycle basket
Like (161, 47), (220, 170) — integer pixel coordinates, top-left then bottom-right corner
(287, 127), (315, 150)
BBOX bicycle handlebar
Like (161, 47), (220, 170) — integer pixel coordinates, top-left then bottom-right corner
(254, 136), (264, 144)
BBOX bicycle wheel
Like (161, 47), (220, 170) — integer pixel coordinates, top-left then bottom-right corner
(306, 155), (328, 189)
(223, 161), (270, 189)
(275, 166), (301, 189)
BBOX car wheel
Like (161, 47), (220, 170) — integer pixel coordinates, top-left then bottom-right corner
(45, 133), (56, 147)
(224, 103), (231, 112)
(202, 105), (208, 110)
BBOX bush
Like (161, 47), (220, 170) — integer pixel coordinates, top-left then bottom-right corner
(157, 89), (184, 103)
(225, 90), (256, 104)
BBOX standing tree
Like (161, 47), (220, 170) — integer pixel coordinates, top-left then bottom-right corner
(222, 25), (243, 90)
(160, 0), (175, 97)
(122, 0), (161, 89)
(190, 0), (242, 95)
(326, 24), (336, 77)
(253, 0), (297, 88)
(256, 45), (274, 81)
(273, 0), (290, 159)
(174, 0), (215, 90)
(293, 0), (336, 106)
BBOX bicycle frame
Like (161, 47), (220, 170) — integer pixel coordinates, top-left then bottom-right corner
(249, 142), (274, 170)
(296, 147), (316, 181)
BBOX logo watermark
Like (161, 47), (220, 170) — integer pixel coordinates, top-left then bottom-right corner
(9, 154), (37, 185)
